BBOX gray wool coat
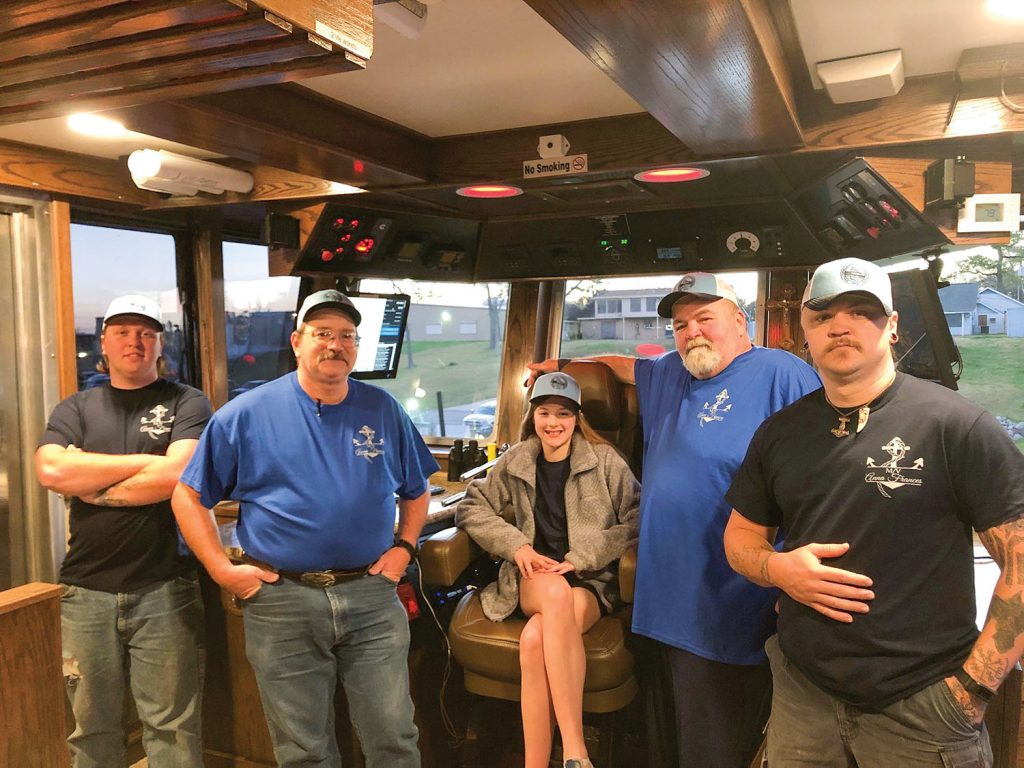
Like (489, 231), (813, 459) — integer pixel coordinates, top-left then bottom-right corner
(455, 433), (640, 621)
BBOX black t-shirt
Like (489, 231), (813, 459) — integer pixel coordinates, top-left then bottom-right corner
(726, 373), (1024, 710)
(39, 379), (212, 592)
(533, 454), (571, 561)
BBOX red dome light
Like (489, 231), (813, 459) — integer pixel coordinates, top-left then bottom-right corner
(633, 167), (710, 183)
(456, 184), (523, 198)
(320, 249), (334, 262)
(355, 238), (375, 253)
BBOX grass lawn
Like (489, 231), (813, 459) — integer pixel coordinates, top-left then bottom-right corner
(373, 339), (504, 407)
(952, 334), (1024, 451)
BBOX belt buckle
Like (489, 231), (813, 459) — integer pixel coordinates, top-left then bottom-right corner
(300, 571), (336, 588)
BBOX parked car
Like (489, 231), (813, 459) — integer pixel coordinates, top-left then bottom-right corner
(462, 399), (497, 438)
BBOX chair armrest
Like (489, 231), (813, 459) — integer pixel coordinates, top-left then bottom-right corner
(619, 544), (637, 604)
(419, 527), (479, 587)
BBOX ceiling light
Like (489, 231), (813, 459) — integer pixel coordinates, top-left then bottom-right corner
(634, 167), (710, 183)
(456, 184), (523, 198)
(986, 0), (1024, 20)
(68, 113), (127, 138)
(127, 149), (254, 196)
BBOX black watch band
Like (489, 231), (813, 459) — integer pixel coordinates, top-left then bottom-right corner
(393, 538), (418, 559)
(953, 667), (997, 703)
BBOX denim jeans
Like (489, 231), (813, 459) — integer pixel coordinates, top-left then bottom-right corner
(764, 635), (992, 767)
(241, 574), (419, 768)
(60, 575), (206, 768)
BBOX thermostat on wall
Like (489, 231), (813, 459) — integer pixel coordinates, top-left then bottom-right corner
(957, 193), (1021, 233)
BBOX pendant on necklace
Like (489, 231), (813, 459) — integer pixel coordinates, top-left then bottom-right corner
(831, 415), (851, 438)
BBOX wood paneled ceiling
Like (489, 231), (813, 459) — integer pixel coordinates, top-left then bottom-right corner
(0, 0), (1022, 221)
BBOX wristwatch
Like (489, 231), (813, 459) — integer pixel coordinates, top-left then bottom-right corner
(393, 538), (418, 560)
(953, 667), (997, 704)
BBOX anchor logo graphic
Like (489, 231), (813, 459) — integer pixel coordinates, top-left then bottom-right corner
(864, 436), (924, 498)
(698, 388), (733, 427)
(353, 425), (384, 461)
(139, 404), (175, 440)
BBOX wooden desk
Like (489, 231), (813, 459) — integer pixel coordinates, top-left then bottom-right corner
(0, 583), (68, 768)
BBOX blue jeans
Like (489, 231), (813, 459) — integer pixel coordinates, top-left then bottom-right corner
(765, 634), (992, 767)
(241, 574), (419, 768)
(60, 576), (206, 768)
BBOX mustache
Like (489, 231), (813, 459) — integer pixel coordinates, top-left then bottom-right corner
(317, 349), (344, 362)
(686, 339), (714, 353)
(826, 339), (860, 353)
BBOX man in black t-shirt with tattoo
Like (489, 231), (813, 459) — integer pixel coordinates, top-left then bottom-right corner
(723, 258), (1024, 767)
(35, 294), (211, 768)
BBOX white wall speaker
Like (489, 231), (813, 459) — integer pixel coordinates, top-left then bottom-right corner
(816, 50), (905, 104)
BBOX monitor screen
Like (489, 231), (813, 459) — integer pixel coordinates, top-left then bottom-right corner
(889, 269), (960, 390)
(347, 292), (411, 379)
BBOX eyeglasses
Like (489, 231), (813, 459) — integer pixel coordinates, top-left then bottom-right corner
(303, 327), (361, 346)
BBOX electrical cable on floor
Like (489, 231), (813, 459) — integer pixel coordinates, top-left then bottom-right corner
(415, 561), (465, 750)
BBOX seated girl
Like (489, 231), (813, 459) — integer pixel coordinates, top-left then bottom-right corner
(455, 372), (640, 768)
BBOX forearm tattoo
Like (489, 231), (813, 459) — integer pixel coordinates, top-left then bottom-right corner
(978, 518), (1024, 589)
(968, 647), (1009, 690)
(986, 595), (1024, 654)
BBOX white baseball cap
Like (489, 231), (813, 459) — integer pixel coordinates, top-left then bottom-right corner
(103, 295), (163, 331)
(802, 257), (893, 316)
(657, 272), (740, 318)
(530, 372), (582, 409)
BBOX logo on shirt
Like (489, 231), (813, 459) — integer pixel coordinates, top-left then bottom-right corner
(139, 404), (175, 440)
(698, 388), (732, 426)
(864, 436), (924, 498)
(353, 425), (384, 461)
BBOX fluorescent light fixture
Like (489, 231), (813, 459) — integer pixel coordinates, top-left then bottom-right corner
(986, 0), (1024, 20)
(127, 149), (254, 196)
(68, 113), (127, 138)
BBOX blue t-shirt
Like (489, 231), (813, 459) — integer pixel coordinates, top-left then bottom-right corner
(631, 347), (820, 664)
(180, 372), (439, 571)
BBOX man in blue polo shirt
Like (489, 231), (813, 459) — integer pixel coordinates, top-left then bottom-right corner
(529, 273), (820, 768)
(173, 289), (438, 768)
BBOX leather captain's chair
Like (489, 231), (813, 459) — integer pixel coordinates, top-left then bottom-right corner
(420, 360), (642, 754)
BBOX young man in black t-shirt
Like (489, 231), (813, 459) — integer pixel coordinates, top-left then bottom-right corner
(35, 295), (211, 768)
(723, 258), (1024, 767)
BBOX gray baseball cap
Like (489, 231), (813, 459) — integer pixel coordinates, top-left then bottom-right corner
(530, 372), (582, 409)
(657, 272), (740, 318)
(103, 294), (163, 331)
(296, 289), (362, 328)
(802, 257), (893, 316)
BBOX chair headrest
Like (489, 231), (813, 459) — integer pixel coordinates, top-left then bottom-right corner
(562, 360), (623, 431)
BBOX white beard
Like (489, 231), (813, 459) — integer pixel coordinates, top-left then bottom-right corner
(683, 343), (722, 379)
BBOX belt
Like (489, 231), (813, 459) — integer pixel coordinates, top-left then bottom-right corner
(241, 554), (369, 588)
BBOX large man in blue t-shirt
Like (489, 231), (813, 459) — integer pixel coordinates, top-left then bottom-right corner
(173, 289), (439, 768)
(530, 273), (820, 768)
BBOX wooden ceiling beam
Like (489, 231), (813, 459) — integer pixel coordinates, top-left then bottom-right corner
(106, 84), (431, 187)
(522, 0), (804, 156)
(431, 113), (692, 185)
(802, 75), (1024, 151)
(0, 139), (155, 205)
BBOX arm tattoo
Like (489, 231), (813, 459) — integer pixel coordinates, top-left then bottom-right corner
(759, 552), (775, 585)
(968, 648), (1009, 690)
(979, 518), (1024, 589)
(986, 594), (1024, 654)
